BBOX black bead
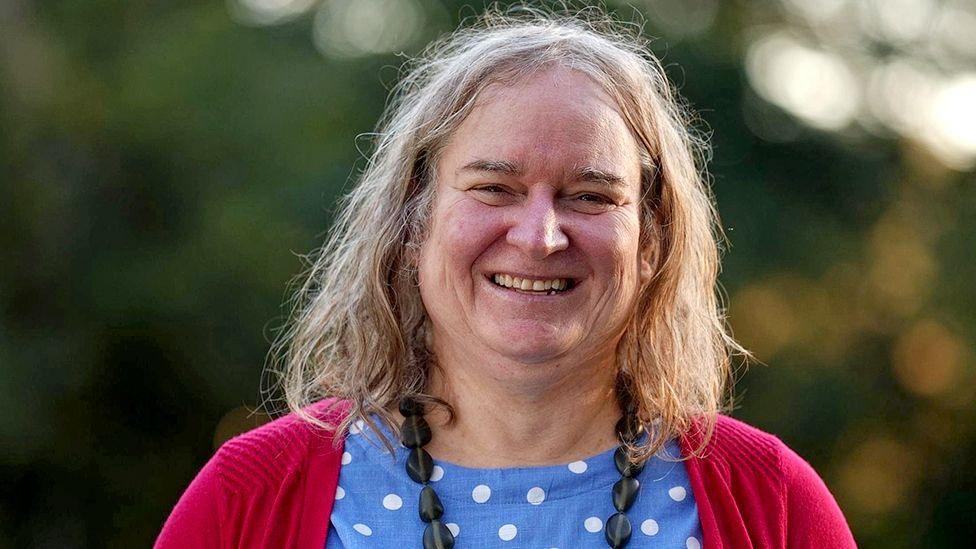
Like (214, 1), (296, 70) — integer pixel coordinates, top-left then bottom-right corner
(422, 519), (455, 549)
(612, 477), (640, 512)
(613, 446), (644, 478)
(615, 416), (643, 443)
(407, 447), (434, 484)
(604, 512), (632, 548)
(419, 485), (444, 522)
(399, 397), (423, 417)
(400, 414), (433, 448)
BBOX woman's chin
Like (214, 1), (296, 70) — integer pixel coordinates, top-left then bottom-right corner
(478, 325), (581, 365)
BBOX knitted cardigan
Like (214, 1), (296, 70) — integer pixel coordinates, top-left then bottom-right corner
(155, 400), (856, 548)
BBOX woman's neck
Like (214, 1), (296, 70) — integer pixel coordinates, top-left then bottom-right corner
(418, 348), (622, 468)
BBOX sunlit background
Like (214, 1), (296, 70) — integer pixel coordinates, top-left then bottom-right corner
(1, 0), (974, 546)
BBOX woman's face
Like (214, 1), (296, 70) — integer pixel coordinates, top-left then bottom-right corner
(418, 67), (653, 367)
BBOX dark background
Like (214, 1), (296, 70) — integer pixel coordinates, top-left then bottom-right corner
(2, 0), (975, 547)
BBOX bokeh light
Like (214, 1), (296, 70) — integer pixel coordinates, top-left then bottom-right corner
(855, 0), (938, 44)
(639, 0), (719, 40)
(927, 75), (976, 169)
(866, 204), (937, 318)
(745, 0), (976, 169)
(892, 320), (964, 397)
(313, 0), (428, 58)
(745, 31), (859, 131)
(228, 0), (318, 26)
(838, 434), (921, 515)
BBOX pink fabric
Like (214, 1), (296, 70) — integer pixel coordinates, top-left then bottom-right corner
(679, 415), (856, 548)
(155, 401), (348, 549)
(156, 400), (856, 548)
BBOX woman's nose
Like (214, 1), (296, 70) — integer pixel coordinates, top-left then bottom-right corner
(505, 192), (569, 259)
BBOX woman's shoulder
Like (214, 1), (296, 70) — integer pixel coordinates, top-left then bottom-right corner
(155, 399), (351, 548)
(702, 414), (791, 467)
(702, 414), (826, 486)
(687, 414), (826, 487)
(210, 399), (350, 492)
(685, 414), (856, 546)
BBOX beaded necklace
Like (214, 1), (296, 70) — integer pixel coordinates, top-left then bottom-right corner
(396, 397), (646, 549)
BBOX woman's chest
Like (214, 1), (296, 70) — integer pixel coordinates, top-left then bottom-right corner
(325, 435), (703, 548)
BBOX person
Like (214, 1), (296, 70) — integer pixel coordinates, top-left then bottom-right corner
(156, 8), (856, 549)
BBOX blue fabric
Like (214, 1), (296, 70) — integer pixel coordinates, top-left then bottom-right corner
(326, 416), (703, 548)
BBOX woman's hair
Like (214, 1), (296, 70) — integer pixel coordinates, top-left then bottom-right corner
(266, 5), (748, 462)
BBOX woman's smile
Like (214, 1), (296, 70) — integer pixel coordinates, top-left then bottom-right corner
(482, 272), (581, 300)
(489, 273), (574, 293)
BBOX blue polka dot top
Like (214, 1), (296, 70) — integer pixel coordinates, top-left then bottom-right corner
(326, 417), (704, 548)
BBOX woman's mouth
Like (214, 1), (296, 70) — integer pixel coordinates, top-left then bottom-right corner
(489, 273), (576, 295)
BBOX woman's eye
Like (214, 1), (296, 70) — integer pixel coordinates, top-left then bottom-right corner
(472, 185), (510, 195)
(471, 185), (514, 205)
(568, 193), (617, 213)
(576, 193), (610, 203)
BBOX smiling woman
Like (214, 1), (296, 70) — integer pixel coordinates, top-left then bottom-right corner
(156, 6), (856, 549)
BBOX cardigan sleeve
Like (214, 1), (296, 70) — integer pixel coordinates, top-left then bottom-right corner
(782, 445), (857, 547)
(154, 449), (226, 549)
(154, 399), (349, 549)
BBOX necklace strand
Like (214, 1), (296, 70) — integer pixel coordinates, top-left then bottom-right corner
(397, 398), (645, 549)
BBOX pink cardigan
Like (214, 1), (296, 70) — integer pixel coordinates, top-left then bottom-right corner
(156, 401), (856, 548)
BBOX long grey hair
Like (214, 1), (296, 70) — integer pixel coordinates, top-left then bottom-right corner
(266, 6), (747, 462)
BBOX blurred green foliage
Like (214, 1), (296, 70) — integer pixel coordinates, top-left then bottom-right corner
(1, 0), (974, 547)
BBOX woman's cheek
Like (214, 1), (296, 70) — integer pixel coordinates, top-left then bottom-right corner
(445, 202), (506, 255)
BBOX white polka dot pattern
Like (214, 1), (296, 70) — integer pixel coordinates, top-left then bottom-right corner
(382, 494), (402, 510)
(526, 486), (546, 505)
(568, 460), (588, 473)
(430, 465), (445, 482)
(325, 417), (704, 548)
(472, 484), (491, 503)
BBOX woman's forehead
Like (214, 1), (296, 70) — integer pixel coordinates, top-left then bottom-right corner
(442, 67), (642, 179)
(470, 67), (624, 132)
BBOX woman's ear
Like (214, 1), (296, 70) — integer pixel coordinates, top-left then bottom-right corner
(638, 209), (661, 286)
(639, 243), (657, 285)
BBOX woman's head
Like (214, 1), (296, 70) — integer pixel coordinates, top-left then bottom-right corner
(419, 66), (650, 368)
(271, 7), (745, 460)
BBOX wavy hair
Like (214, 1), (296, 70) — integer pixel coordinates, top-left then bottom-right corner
(266, 6), (747, 462)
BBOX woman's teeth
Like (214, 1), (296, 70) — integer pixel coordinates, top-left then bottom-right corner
(491, 274), (570, 292)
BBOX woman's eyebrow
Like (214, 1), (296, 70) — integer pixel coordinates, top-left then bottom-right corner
(457, 160), (625, 188)
(572, 166), (626, 187)
(457, 159), (522, 176)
